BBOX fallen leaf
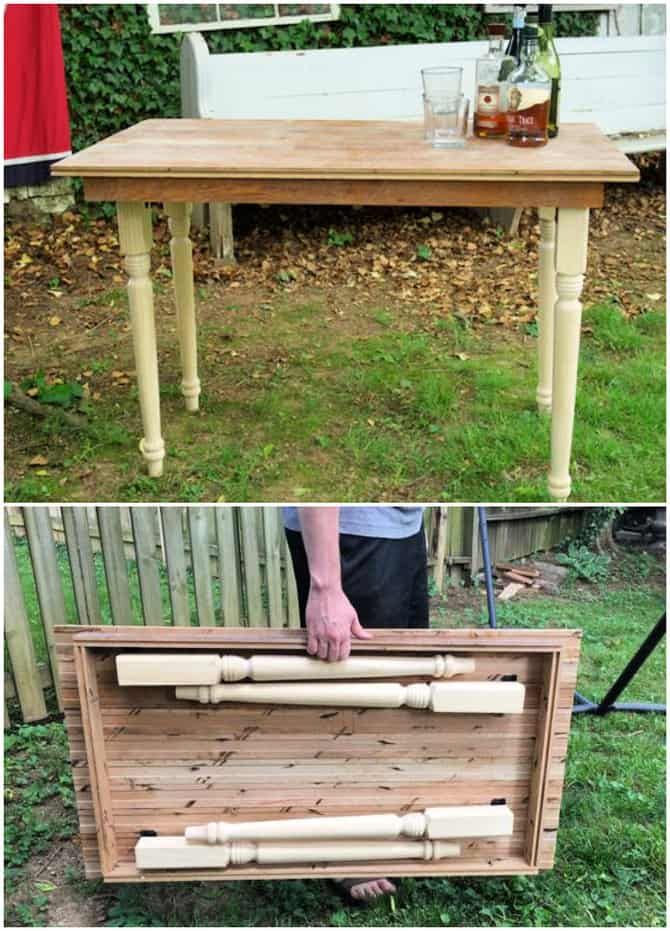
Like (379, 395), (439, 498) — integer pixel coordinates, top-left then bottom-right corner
(29, 455), (49, 467)
(48, 316), (62, 327)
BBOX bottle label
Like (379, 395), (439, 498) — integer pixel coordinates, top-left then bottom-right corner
(477, 85), (500, 115)
(508, 85), (550, 133)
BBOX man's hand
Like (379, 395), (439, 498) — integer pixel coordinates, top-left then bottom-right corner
(305, 583), (372, 662)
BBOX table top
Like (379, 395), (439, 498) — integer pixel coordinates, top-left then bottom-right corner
(52, 119), (638, 184)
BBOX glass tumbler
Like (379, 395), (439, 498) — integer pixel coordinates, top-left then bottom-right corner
(424, 94), (470, 149)
(421, 66), (463, 99)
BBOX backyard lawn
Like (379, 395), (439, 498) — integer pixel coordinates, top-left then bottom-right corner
(5, 545), (665, 927)
(4, 158), (665, 503)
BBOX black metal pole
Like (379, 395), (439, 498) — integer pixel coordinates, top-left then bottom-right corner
(594, 613), (666, 714)
(477, 506), (497, 629)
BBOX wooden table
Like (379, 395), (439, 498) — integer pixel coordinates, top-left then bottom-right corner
(52, 120), (638, 499)
(55, 625), (580, 882)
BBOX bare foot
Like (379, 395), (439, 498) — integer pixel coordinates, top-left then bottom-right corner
(344, 877), (396, 902)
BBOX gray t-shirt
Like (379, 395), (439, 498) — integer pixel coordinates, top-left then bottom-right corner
(282, 506), (424, 539)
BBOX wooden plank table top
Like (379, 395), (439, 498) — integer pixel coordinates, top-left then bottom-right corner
(52, 119), (638, 208)
(53, 119), (637, 182)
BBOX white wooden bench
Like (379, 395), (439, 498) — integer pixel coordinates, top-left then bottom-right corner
(180, 33), (665, 258)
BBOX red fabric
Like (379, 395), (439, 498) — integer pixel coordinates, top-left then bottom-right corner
(4, 3), (71, 162)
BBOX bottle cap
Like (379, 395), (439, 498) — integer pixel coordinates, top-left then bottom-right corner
(488, 22), (506, 36)
(538, 5), (553, 24)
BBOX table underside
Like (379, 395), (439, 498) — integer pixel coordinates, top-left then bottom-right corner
(57, 626), (580, 883)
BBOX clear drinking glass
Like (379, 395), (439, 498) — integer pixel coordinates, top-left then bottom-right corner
(424, 94), (470, 148)
(421, 66), (463, 99)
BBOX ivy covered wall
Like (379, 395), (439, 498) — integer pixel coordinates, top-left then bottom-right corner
(60, 4), (599, 152)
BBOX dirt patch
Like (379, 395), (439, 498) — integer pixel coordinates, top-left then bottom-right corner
(5, 794), (110, 928)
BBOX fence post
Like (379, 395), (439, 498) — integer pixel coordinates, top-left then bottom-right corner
(62, 507), (103, 625)
(263, 508), (286, 628)
(161, 508), (190, 626)
(282, 527), (301, 629)
(433, 506), (449, 595)
(215, 508), (241, 626)
(239, 508), (264, 626)
(97, 507), (134, 626)
(4, 515), (48, 722)
(188, 508), (216, 627)
(131, 508), (164, 625)
(23, 507), (67, 709)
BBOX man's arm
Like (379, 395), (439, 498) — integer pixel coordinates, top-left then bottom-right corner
(297, 507), (372, 662)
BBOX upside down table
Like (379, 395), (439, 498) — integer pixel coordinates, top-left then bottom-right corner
(55, 625), (581, 881)
(52, 120), (638, 499)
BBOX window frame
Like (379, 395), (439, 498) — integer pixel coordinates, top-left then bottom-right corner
(146, 3), (340, 35)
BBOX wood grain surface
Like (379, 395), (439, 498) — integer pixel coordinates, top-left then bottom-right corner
(55, 626), (580, 883)
(80, 176), (606, 208)
(52, 120), (637, 183)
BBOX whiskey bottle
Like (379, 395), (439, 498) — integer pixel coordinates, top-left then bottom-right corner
(473, 23), (515, 139)
(506, 25), (551, 148)
(537, 4), (561, 137)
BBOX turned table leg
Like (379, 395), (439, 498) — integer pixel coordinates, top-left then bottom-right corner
(536, 207), (557, 414)
(165, 203), (200, 411)
(548, 207), (590, 501)
(116, 202), (165, 477)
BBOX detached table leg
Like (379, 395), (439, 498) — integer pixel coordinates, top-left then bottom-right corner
(536, 207), (557, 414)
(166, 203), (200, 411)
(548, 207), (590, 501)
(116, 202), (165, 477)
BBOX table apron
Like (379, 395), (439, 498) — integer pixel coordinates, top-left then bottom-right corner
(84, 177), (605, 209)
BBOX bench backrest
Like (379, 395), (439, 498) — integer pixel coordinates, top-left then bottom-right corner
(181, 33), (665, 136)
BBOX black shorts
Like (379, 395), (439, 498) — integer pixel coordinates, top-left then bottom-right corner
(285, 527), (429, 630)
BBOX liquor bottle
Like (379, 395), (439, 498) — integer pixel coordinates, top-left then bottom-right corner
(473, 23), (515, 139)
(506, 25), (551, 147)
(505, 5), (526, 64)
(537, 4), (561, 137)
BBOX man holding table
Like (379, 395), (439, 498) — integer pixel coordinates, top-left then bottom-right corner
(283, 505), (428, 901)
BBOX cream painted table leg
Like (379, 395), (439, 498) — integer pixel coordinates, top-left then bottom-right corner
(548, 207), (590, 501)
(536, 207), (557, 414)
(116, 202), (165, 477)
(165, 203), (200, 411)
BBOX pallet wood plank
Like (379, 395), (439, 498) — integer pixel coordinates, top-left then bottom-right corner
(130, 509), (164, 626)
(74, 644), (118, 874)
(53, 121), (637, 184)
(4, 516), (48, 721)
(215, 508), (241, 627)
(97, 508), (134, 627)
(62, 507), (103, 625)
(187, 508), (216, 627)
(23, 506), (68, 708)
(160, 508), (190, 626)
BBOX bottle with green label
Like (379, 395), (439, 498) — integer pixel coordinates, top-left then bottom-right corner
(537, 4), (561, 138)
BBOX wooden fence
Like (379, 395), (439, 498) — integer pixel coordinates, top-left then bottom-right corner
(4, 505), (590, 725)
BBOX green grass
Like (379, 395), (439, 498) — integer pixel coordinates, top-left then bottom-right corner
(5, 566), (665, 927)
(5, 299), (665, 502)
